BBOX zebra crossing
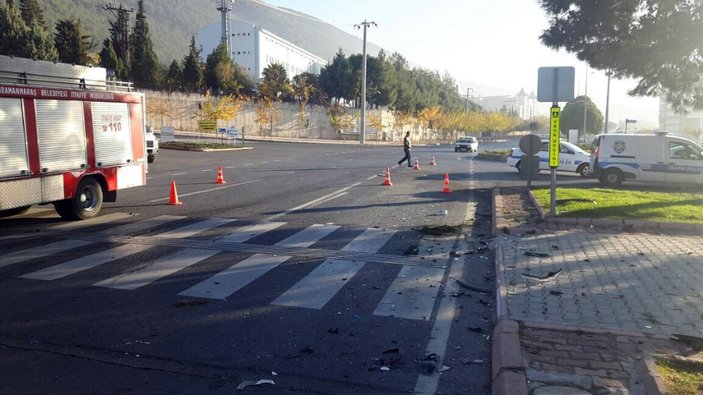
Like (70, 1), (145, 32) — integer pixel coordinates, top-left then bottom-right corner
(1, 214), (452, 321)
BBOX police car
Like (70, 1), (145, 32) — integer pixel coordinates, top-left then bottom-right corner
(507, 139), (591, 177)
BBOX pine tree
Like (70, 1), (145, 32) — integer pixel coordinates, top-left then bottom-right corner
(181, 35), (203, 92)
(19, 0), (43, 26)
(0, 0), (28, 57)
(99, 38), (127, 80)
(13, 0), (57, 61)
(165, 59), (182, 91)
(130, 0), (159, 87)
(54, 19), (93, 65)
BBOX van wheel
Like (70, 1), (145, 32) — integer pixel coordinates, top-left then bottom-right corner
(54, 178), (103, 220)
(600, 168), (623, 187)
(577, 163), (590, 178)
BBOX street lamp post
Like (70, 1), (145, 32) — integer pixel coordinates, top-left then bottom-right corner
(355, 20), (377, 145)
(604, 71), (612, 133)
(582, 68), (588, 137)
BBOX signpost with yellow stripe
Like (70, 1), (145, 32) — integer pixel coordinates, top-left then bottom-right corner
(549, 106), (560, 168)
(198, 119), (217, 132)
(537, 66), (575, 215)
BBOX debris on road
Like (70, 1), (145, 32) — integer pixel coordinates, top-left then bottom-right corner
(404, 245), (419, 255)
(522, 268), (563, 282)
(455, 279), (491, 294)
(173, 299), (208, 308)
(236, 379), (275, 391)
(418, 353), (439, 374)
(524, 250), (550, 258)
(419, 225), (460, 236)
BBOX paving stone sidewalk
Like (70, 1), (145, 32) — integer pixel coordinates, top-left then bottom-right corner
(491, 188), (703, 395)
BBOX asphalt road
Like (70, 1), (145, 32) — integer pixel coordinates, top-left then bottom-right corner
(0, 138), (593, 394)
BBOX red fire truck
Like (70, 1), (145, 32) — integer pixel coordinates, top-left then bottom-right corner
(0, 55), (148, 220)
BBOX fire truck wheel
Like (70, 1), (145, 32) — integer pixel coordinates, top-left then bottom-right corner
(0, 206), (31, 218)
(55, 178), (104, 220)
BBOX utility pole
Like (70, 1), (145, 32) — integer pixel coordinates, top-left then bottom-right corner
(465, 88), (473, 112)
(355, 20), (377, 144)
(104, 3), (134, 70)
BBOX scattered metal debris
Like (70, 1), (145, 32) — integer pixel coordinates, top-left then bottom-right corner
(524, 250), (550, 258)
(455, 279), (491, 293)
(173, 299), (208, 308)
(236, 379), (275, 391)
(522, 268), (563, 281)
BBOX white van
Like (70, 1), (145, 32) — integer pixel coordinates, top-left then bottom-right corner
(590, 133), (703, 187)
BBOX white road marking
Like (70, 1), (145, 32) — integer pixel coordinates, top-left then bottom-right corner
(218, 222), (286, 244)
(264, 182), (361, 221)
(154, 218), (236, 239)
(272, 227), (393, 309)
(94, 248), (220, 290)
(0, 239), (93, 268)
(201, 169), (212, 172)
(274, 224), (340, 248)
(51, 213), (133, 231)
(272, 259), (366, 309)
(171, 172), (188, 176)
(179, 254), (291, 300)
(414, 202), (476, 394)
(341, 228), (395, 253)
(374, 266), (445, 320)
(103, 215), (186, 236)
(21, 244), (152, 280)
(148, 179), (260, 202)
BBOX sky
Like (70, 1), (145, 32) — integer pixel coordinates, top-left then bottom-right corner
(262, 0), (660, 128)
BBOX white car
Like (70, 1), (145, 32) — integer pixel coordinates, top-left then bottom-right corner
(455, 136), (478, 152)
(507, 139), (590, 177)
(145, 126), (159, 163)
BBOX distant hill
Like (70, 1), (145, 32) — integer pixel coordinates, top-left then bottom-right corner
(40, 0), (381, 65)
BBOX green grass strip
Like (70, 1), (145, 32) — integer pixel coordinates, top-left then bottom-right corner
(531, 187), (703, 223)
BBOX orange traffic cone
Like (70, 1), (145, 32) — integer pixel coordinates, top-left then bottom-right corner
(215, 166), (226, 184)
(429, 156), (437, 166)
(441, 173), (452, 193)
(413, 158), (421, 171)
(169, 179), (183, 205)
(382, 167), (393, 186)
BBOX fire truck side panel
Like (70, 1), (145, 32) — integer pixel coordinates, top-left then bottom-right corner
(92, 102), (133, 167)
(129, 102), (146, 160)
(23, 98), (41, 176)
(0, 97), (29, 178)
(83, 101), (96, 168)
(35, 99), (87, 173)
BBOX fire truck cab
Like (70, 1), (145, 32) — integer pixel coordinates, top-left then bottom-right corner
(0, 55), (148, 220)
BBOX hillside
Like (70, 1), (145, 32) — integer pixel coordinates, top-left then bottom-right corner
(40, 0), (381, 65)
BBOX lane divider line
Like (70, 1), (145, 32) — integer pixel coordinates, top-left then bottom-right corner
(148, 179), (261, 203)
(264, 182), (361, 221)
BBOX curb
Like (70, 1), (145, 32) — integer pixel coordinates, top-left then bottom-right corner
(491, 187), (528, 395)
(637, 357), (666, 395)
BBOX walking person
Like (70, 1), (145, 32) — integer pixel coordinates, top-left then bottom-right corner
(397, 131), (413, 167)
